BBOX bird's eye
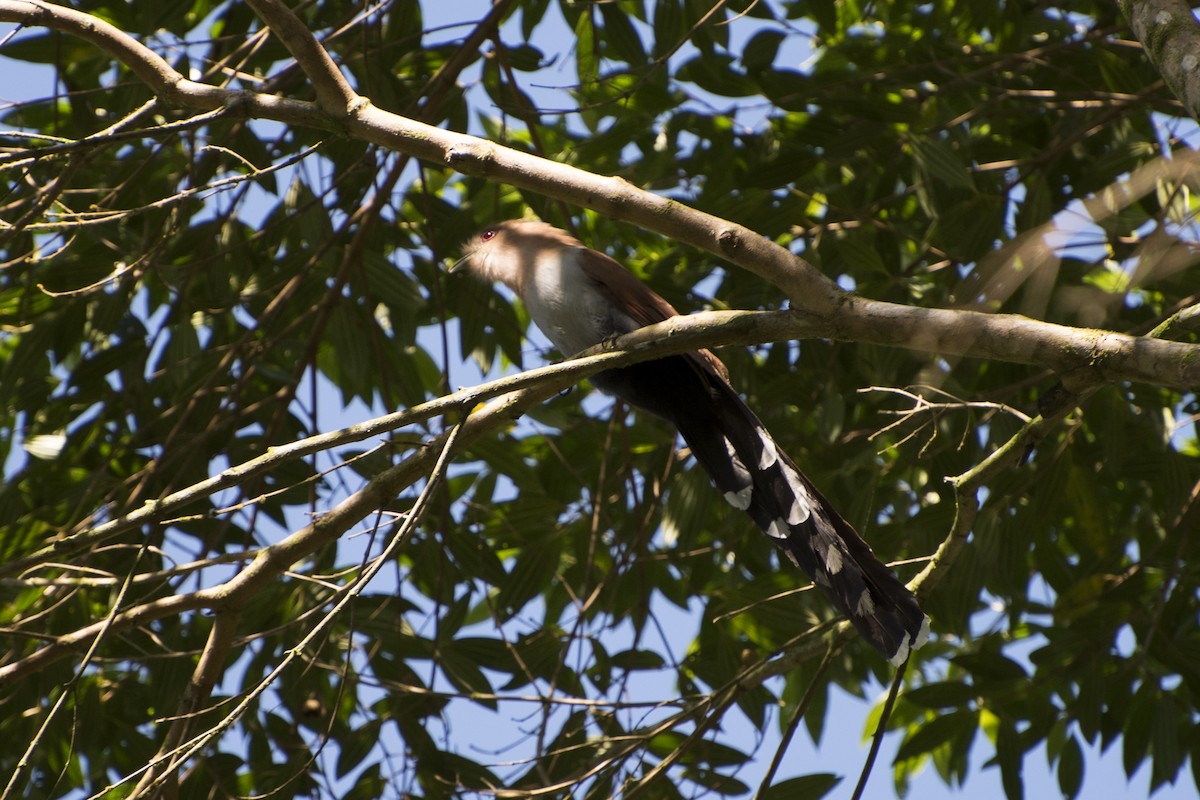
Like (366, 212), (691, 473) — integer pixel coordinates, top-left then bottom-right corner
(480, 229), (497, 241)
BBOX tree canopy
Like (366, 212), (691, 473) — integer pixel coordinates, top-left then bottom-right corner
(1, 1), (1199, 798)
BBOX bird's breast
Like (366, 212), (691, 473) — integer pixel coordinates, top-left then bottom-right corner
(523, 249), (616, 356)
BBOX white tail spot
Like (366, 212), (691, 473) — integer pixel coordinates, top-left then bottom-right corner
(825, 544), (843, 574)
(781, 465), (811, 519)
(856, 589), (875, 617)
(888, 635), (911, 667)
(757, 431), (778, 470)
(767, 518), (788, 539)
(787, 498), (809, 525)
(914, 616), (931, 649)
(724, 436), (739, 459)
(724, 438), (752, 485)
(724, 486), (752, 510)
(888, 617), (930, 667)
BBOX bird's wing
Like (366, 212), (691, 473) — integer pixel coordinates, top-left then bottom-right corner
(575, 246), (731, 382)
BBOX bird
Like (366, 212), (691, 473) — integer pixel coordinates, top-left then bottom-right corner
(453, 218), (929, 666)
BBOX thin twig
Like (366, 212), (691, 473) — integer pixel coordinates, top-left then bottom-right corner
(851, 653), (912, 800)
(1, 545), (150, 800)
(753, 641), (838, 798)
(121, 421), (466, 798)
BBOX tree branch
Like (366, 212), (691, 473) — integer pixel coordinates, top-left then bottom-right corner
(242, 0), (358, 113)
(7, 298), (1195, 586)
(1120, 0), (1200, 121)
(0, 0), (336, 128)
(0, 0), (836, 306)
(0, 356), (630, 685)
(2, 0), (1197, 394)
(124, 421), (464, 797)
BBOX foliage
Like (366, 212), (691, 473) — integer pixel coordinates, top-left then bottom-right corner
(1, 1), (1198, 798)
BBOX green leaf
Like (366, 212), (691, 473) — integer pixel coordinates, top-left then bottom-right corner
(575, 8), (598, 84)
(336, 718), (380, 778)
(610, 648), (666, 671)
(741, 29), (785, 72)
(343, 763), (384, 800)
(903, 680), (978, 710)
(647, 732), (751, 767)
(682, 766), (749, 796)
(1150, 695), (1183, 788)
(996, 722), (1025, 800)
(495, 533), (563, 619)
(909, 136), (975, 191)
(676, 54), (757, 97)
(504, 43), (544, 72)
(895, 710), (977, 762)
(1057, 733), (1083, 800)
(600, 5), (647, 65)
(321, 304), (372, 404)
(1123, 684), (1157, 778)
(439, 641), (497, 701)
(652, 0), (683, 58)
(759, 774), (842, 800)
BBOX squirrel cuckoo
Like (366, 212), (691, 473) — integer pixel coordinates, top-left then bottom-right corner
(454, 219), (929, 665)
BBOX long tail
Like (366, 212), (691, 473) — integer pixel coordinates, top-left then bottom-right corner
(673, 367), (930, 666)
(592, 356), (929, 665)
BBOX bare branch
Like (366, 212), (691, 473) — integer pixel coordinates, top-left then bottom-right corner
(0, 1), (337, 128)
(242, 0), (358, 113)
(126, 420), (465, 797)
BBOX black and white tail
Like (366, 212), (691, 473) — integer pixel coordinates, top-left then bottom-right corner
(593, 354), (929, 665)
(597, 357), (926, 671)
(669, 364), (928, 665)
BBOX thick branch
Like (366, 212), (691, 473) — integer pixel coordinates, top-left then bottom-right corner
(0, 0), (840, 310)
(825, 299), (1200, 389)
(1120, 0), (1200, 121)
(128, 609), (243, 798)
(8, 300), (1194, 584)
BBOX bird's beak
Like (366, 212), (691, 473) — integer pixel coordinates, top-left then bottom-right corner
(448, 253), (471, 274)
